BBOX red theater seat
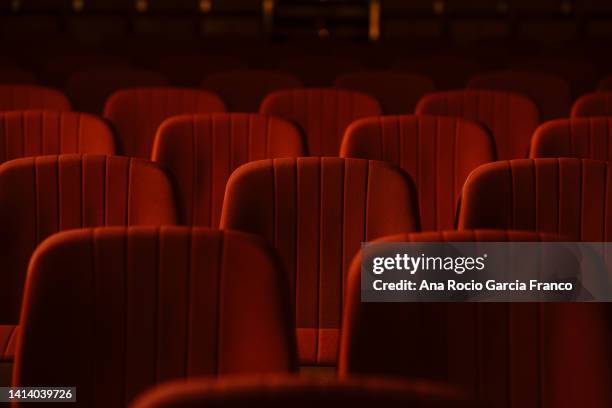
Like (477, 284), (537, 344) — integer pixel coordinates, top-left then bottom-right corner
(341, 115), (494, 231)
(159, 55), (244, 86)
(458, 158), (612, 241)
(0, 110), (115, 163)
(202, 70), (303, 113)
(130, 376), (479, 408)
(0, 85), (70, 112)
(571, 92), (612, 118)
(220, 157), (420, 365)
(394, 56), (482, 90)
(260, 89), (382, 156)
(340, 230), (612, 408)
(41, 54), (130, 87)
(66, 68), (168, 114)
(0, 155), (177, 329)
(334, 71), (435, 114)
(14, 227), (296, 406)
(416, 90), (540, 159)
(104, 87), (226, 158)
(467, 70), (571, 120)
(152, 113), (306, 227)
(530, 117), (612, 160)
(278, 56), (361, 87)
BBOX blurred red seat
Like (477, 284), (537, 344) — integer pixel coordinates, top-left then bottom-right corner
(104, 87), (226, 158)
(220, 157), (420, 365)
(14, 227), (296, 405)
(278, 56), (361, 87)
(394, 56), (482, 90)
(334, 71), (435, 114)
(341, 115), (494, 230)
(158, 55), (244, 86)
(0, 85), (70, 112)
(152, 113), (306, 227)
(416, 90), (540, 159)
(260, 89), (382, 156)
(571, 92), (612, 117)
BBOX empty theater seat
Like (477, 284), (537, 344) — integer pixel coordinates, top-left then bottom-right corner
(130, 376), (479, 408)
(13, 227), (296, 406)
(340, 115), (495, 230)
(66, 68), (168, 114)
(467, 70), (571, 120)
(339, 230), (612, 408)
(416, 90), (540, 159)
(202, 70), (303, 113)
(571, 92), (612, 117)
(0, 154), (177, 330)
(220, 157), (420, 365)
(530, 117), (612, 160)
(104, 87), (226, 158)
(152, 113), (305, 226)
(334, 71), (435, 114)
(260, 89), (382, 156)
(458, 158), (612, 241)
(0, 85), (70, 112)
(394, 56), (482, 90)
(0, 110), (115, 163)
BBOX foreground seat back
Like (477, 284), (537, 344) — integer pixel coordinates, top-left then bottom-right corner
(130, 376), (479, 408)
(467, 70), (571, 120)
(0, 154), (177, 323)
(260, 89), (382, 156)
(571, 92), (612, 118)
(220, 157), (420, 365)
(104, 87), (226, 158)
(152, 113), (306, 227)
(458, 158), (612, 241)
(14, 227), (296, 406)
(530, 117), (612, 160)
(341, 115), (495, 230)
(340, 230), (612, 408)
(0, 85), (70, 112)
(416, 90), (540, 160)
(0, 110), (115, 163)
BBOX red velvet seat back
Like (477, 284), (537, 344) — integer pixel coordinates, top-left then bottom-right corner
(0, 85), (70, 112)
(0, 154), (177, 324)
(339, 230), (612, 408)
(0, 110), (115, 162)
(571, 92), (612, 118)
(14, 227), (296, 406)
(416, 90), (540, 160)
(341, 115), (495, 230)
(202, 70), (303, 113)
(334, 71), (435, 114)
(152, 113), (306, 227)
(104, 87), (226, 158)
(467, 70), (571, 120)
(131, 376), (479, 408)
(66, 68), (168, 114)
(530, 118), (612, 160)
(458, 158), (612, 241)
(260, 89), (382, 156)
(220, 157), (420, 365)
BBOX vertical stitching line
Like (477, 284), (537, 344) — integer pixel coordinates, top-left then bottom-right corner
(214, 232), (225, 374)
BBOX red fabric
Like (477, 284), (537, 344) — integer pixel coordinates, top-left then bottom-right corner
(341, 115), (495, 231)
(467, 70), (571, 120)
(131, 376), (479, 408)
(530, 117), (612, 160)
(0, 325), (18, 362)
(220, 157), (420, 365)
(202, 70), (302, 113)
(571, 92), (612, 118)
(339, 230), (612, 408)
(0, 154), (178, 325)
(334, 71), (435, 114)
(416, 90), (540, 160)
(0, 85), (70, 112)
(14, 227), (296, 406)
(458, 158), (612, 241)
(260, 89), (382, 156)
(66, 68), (168, 114)
(103, 87), (226, 158)
(0, 110), (115, 163)
(152, 113), (306, 227)
(394, 56), (481, 90)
